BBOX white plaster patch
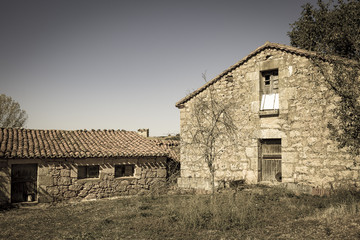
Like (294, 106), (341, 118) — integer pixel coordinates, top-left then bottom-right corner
(288, 66), (293, 76)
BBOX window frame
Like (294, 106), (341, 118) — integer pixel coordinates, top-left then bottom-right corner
(115, 164), (135, 178)
(77, 165), (100, 179)
(260, 69), (280, 115)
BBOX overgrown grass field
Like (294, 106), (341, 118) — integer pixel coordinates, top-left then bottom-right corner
(1, 186), (360, 239)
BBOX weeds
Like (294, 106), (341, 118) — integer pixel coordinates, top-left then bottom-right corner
(0, 186), (360, 239)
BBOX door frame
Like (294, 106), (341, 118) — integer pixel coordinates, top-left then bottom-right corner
(11, 164), (38, 203)
(258, 139), (282, 182)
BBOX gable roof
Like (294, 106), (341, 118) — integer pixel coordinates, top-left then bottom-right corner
(175, 42), (321, 108)
(0, 128), (168, 159)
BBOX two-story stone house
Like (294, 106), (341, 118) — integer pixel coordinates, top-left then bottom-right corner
(176, 42), (360, 194)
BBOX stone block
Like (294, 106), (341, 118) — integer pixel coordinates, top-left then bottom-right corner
(282, 152), (298, 163)
(84, 181), (95, 189)
(85, 193), (97, 200)
(260, 117), (281, 129)
(243, 170), (256, 184)
(115, 180), (127, 187)
(58, 177), (71, 186)
(78, 189), (89, 197)
(230, 163), (240, 171)
(70, 168), (77, 178)
(69, 184), (83, 191)
(39, 194), (53, 203)
(128, 189), (138, 195)
(63, 191), (77, 198)
(156, 168), (167, 178)
(38, 175), (54, 186)
(138, 178), (146, 185)
(38, 166), (49, 175)
(60, 169), (70, 177)
(282, 163), (294, 178)
(245, 147), (256, 158)
(116, 185), (127, 191)
(245, 71), (258, 81)
(99, 181), (107, 188)
(47, 186), (60, 196)
(146, 171), (157, 178)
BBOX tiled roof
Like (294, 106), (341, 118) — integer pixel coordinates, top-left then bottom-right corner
(150, 139), (179, 162)
(175, 42), (329, 108)
(0, 128), (168, 159)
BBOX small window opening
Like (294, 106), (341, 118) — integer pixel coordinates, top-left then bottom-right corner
(78, 165), (99, 179)
(265, 75), (271, 85)
(115, 164), (135, 178)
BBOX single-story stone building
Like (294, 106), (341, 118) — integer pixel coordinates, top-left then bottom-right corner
(0, 128), (175, 204)
(176, 42), (360, 193)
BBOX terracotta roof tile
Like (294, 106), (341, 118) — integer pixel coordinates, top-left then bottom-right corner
(150, 139), (179, 162)
(0, 128), (168, 159)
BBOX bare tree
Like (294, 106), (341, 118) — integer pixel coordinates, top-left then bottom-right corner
(182, 73), (238, 194)
(0, 94), (27, 128)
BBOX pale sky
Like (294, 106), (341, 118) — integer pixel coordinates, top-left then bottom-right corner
(0, 0), (318, 136)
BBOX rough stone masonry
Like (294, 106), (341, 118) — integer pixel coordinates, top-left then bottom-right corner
(176, 43), (360, 194)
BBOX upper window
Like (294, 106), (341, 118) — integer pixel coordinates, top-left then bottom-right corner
(115, 164), (135, 178)
(260, 69), (279, 111)
(78, 165), (99, 179)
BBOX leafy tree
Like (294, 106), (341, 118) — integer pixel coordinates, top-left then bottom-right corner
(289, 0), (360, 60)
(0, 94), (27, 128)
(288, 0), (360, 156)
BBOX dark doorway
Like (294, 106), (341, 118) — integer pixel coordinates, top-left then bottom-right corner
(11, 164), (38, 203)
(259, 139), (282, 182)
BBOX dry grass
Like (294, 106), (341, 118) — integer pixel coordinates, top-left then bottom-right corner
(1, 186), (360, 239)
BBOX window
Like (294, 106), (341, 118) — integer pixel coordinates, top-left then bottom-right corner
(259, 139), (282, 182)
(78, 165), (99, 179)
(260, 69), (279, 111)
(115, 164), (135, 178)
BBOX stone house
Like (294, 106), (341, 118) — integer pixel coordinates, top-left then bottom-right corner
(0, 128), (176, 204)
(176, 42), (360, 193)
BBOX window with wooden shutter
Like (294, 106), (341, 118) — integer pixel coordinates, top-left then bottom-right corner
(260, 69), (279, 112)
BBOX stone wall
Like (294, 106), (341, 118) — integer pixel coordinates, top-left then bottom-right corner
(0, 156), (167, 204)
(178, 48), (360, 192)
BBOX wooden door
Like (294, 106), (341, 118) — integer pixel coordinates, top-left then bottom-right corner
(11, 164), (38, 203)
(259, 139), (282, 182)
